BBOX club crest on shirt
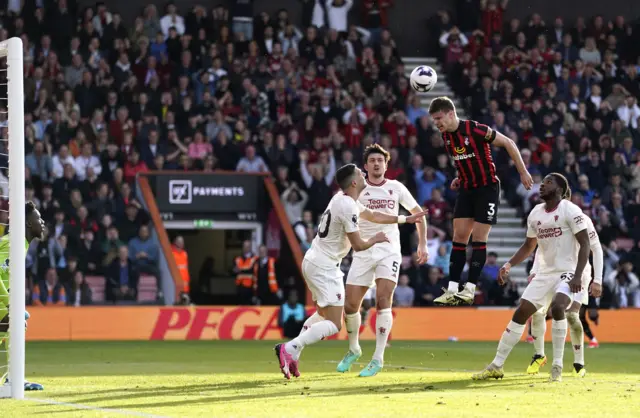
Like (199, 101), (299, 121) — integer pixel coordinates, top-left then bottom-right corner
(352, 215), (358, 225)
(554, 215), (559, 222)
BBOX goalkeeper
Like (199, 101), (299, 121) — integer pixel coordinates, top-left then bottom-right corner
(0, 202), (44, 391)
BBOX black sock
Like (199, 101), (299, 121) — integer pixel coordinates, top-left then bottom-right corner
(580, 306), (595, 340)
(467, 242), (487, 285)
(448, 242), (467, 288)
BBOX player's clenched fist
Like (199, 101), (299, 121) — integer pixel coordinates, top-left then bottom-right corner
(373, 232), (390, 244)
(450, 178), (460, 190)
(498, 262), (511, 286)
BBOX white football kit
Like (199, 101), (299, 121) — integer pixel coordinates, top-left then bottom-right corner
(530, 214), (603, 310)
(520, 200), (588, 309)
(303, 193), (365, 307)
(347, 179), (419, 288)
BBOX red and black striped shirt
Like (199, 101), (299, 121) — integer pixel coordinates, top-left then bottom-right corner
(442, 119), (499, 189)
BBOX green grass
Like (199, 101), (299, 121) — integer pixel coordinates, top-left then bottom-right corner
(2, 340), (639, 417)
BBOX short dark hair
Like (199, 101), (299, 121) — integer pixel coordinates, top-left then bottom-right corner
(335, 164), (357, 190)
(428, 96), (456, 114)
(549, 172), (571, 200)
(363, 144), (390, 164)
(25, 201), (36, 217)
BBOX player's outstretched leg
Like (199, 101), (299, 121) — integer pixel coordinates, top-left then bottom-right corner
(275, 306), (341, 379)
(473, 300), (537, 380)
(549, 293), (572, 382)
(527, 309), (548, 375)
(288, 311), (326, 377)
(567, 308), (586, 377)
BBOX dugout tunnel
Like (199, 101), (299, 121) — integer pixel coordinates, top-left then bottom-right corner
(136, 171), (306, 306)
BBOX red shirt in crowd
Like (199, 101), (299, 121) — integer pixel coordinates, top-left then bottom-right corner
(384, 120), (416, 147)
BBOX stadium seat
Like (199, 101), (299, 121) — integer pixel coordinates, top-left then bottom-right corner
(84, 276), (106, 303)
(137, 275), (158, 303)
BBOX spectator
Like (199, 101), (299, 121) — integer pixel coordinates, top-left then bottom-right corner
(419, 266), (444, 306)
(77, 229), (102, 276)
(160, 2), (185, 39)
(106, 245), (139, 303)
(326, 0), (353, 37)
(414, 166), (447, 207)
(394, 275), (415, 307)
(172, 236), (190, 301)
(32, 268), (66, 306)
(236, 145), (269, 173)
(605, 259), (640, 307)
(128, 225), (160, 279)
(26, 141), (53, 183)
(279, 290), (305, 339)
(281, 182), (309, 226)
(253, 245), (282, 305)
(68, 270), (93, 307)
(74, 143), (102, 181)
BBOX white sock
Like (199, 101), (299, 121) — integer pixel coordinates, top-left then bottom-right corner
(447, 281), (459, 292)
(551, 319), (568, 367)
(344, 312), (362, 354)
(464, 282), (476, 293)
(372, 309), (393, 364)
(285, 320), (339, 356)
(531, 311), (546, 357)
(295, 312), (325, 359)
(567, 312), (584, 365)
(492, 320), (525, 367)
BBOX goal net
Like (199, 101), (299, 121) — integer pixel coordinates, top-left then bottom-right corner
(0, 37), (26, 400)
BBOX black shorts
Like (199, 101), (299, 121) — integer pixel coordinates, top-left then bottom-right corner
(453, 182), (500, 225)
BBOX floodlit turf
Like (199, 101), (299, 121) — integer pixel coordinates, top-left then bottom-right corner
(2, 340), (639, 417)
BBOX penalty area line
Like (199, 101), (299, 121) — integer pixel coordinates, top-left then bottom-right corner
(26, 397), (171, 418)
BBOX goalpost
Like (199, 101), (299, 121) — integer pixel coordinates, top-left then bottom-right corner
(0, 37), (26, 400)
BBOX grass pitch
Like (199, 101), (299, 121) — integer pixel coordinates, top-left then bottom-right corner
(2, 340), (639, 417)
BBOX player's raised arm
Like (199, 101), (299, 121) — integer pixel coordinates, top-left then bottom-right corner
(359, 208), (428, 225)
(490, 129), (533, 190)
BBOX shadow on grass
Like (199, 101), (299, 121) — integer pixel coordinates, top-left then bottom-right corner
(32, 375), (536, 414)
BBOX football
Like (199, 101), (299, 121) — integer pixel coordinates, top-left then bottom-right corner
(410, 65), (437, 93)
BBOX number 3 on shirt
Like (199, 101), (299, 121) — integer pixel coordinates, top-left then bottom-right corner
(318, 210), (332, 238)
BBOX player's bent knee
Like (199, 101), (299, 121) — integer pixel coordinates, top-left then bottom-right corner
(566, 311), (580, 325)
(550, 303), (567, 319)
(513, 300), (537, 324)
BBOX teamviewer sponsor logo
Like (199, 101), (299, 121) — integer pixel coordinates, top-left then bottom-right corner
(169, 180), (192, 204)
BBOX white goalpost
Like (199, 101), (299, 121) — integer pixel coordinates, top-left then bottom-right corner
(0, 37), (26, 400)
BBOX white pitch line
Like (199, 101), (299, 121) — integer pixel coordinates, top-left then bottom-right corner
(26, 397), (171, 418)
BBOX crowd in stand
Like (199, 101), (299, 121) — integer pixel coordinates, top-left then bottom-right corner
(4, 0), (640, 308)
(436, 1), (640, 307)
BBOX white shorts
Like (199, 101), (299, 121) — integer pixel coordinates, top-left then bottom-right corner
(302, 258), (345, 308)
(346, 251), (401, 288)
(537, 272), (590, 314)
(521, 272), (575, 310)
